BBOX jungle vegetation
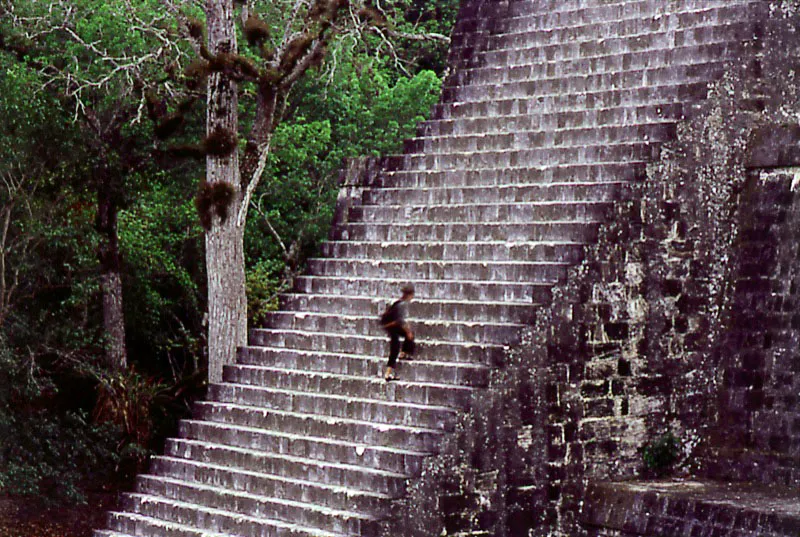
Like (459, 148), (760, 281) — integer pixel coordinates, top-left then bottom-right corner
(0, 0), (456, 511)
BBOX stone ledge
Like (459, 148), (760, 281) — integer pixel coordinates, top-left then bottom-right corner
(747, 125), (800, 168)
(579, 479), (800, 537)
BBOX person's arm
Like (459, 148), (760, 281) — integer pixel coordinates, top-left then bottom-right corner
(402, 322), (414, 340)
(398, 301), (412, 339)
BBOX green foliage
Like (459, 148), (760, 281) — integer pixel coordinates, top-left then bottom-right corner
(0, 61), (76, 167)
(0, 53), (100, 352)
(0, 0), (457, 509)
(246, 259), (285, 326)
(248, 118), (335, 262)
(639, 432), (681, 476)
(292, 59), (443, 158)
(0, 340), (123, 506)
(91, 367), (166, 464)
(361, 0), (459, 72)
(0, 3), (204, 507)
(245, 62), (443, 313)
(3, 0), (184, 107)
(0, 409), (121, 505)
(119, 182), (204, 370)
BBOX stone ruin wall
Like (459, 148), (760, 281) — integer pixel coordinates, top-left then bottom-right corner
(383, 4), (800, 536)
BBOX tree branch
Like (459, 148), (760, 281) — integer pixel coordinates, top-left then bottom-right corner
(253, 194), (289, 259)
(3, 0), (189, 121)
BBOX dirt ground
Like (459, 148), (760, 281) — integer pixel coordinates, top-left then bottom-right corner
(0, 494), (118, 537)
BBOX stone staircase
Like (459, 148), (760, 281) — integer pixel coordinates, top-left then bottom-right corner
(96, 1), (769, 536)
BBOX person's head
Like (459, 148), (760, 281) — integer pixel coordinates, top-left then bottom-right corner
(401, 284), (415, 301)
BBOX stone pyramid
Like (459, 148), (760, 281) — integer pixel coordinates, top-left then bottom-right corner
(96, 1), (782, 536)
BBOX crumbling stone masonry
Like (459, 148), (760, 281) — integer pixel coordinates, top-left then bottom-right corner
(97, 1), (800, 537)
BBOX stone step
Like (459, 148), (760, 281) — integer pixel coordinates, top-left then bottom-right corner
(95, 0), (779, 534)
(432, 81), (709, 119)
(447, 4), (506, 40)
(192, 401), (444, 453)
(304, 256), (568, 286)
(362, 180), (627, 205)
(223, 363), (476, 408)
(248, 328), (507, 364)
(238, 346), (491, 386)
(451, 41), (731, 89)
(102, 513), (257, 537)
(165, 438), (409, 497)
(95, 531), (186, 537)
(404, 122), (676, 155)
(580, 480), (800, 537)
(451, 6), (717, 50)
(277, 294), (537, 324)
(454, 0), (629, 28)
(177, 420), (429, 476)
(94, 530), (190, 537)
(117, 492), (360, 537)
(522, 0), (755, 16)
(330, 221), (602, 243)
(453, 11), (757, 66)
(126, 484), (379, 537)
(293, 275), (555, 303)
(147, 457), (392, 516)
(452, 4), (757, 54)
(382, 143), (658, 172)
(94, 531), (167, 537)
(318, 239), (587, 264)
(306, 257), (571, 282)
(455, 0), (759, 39)
(453, 42), (738, 92)
(370, 164), (638, 191)
(420, 104), (684, 139)
(454, 0), (747, 22)
(418, 102), (684, 138)
(442, 61), (732, 104)
(207, 382), (458, 431)
(259, 311), (524, 345)
(349, 201), (613, 224)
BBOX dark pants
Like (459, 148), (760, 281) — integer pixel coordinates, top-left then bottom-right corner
(387, 326), (415, 368)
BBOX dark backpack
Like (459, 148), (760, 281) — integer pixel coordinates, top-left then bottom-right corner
(379, 300), (401, 327)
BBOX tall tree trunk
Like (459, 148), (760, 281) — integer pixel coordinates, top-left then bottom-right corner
(205, 0), (247, 383)
(205, 211), (247, 383)
(96, 166), (127, 371)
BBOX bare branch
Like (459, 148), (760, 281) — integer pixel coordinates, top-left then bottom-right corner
(383, 27), (450, 44)
(280, 32), (330, 89)
(0, 168), (44, 327)
(161, 0), (205, 54)
(370, 26), (410, 76)
(0, 203), (12, 321)
(238, 137), (272, 226)
(280, 0), (310, 56)
(3, 0), (190, 122)
(253, 193), (288, 258)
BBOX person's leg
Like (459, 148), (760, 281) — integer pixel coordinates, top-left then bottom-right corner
(388, 331), (400, 368)
(385, 329), (400, 380)
(400, 336), (415, 358)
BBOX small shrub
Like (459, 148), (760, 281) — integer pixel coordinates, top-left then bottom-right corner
(91, 368), (168, 471)
(246, 260), (284, 326)
(639, 432), (681, 477)
(0, 409), (122, 505)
